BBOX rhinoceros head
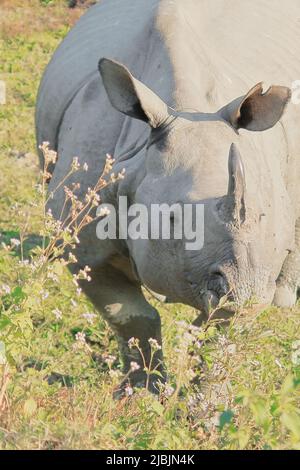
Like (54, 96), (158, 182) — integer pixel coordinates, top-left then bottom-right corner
(99, 58), (293, 315)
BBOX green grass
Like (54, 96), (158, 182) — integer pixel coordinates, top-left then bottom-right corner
(0, 0), (300, 450)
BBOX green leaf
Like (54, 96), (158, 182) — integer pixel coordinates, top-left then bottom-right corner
(11, 286), (26, 304)
(0, 315), (11, 330)
(270, 398), (280, 417)
(219, 409), (234, 430)
(250, 399), (270, 429)
(150, 370), (163, 378)
(151, 400), (164, 417)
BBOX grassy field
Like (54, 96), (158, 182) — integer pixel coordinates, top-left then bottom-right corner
(0, 0), (300, 450)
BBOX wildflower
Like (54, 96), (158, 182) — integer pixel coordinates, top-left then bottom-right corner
(189, 324), (200, 332)
(43, 170), (52, 180)
(82, 312), (97, 325)
(47, 271), (59, 282)
(83, 265), (91, 276)
(73, 331), (92, 353)
(0, 284), (11, 295)
(68, 252), (78, 263)
(103, 154), (115, 174)
(10, 238), (20, 247)
(176, 320), (188, 329)
(71, 156), (80, 171)
(118, 168), (126, 180)
(76, 288), (82, 296)
(163, 384), (175, 397)
(71, 182), (81, 192)
(82, 214), (93, 225)
(128, 337), (139, 349)
(64, 186), (73, 199)
(291, 341), (300, 365)
(48, 150), (58, 164)
(84, 188), (100, 207)
(39, 142), (57, 165)
(74, 235), (80, 244)
(75, 331), (86, 343)
(18, 260), (29, 266)
(52, 308), (62, 320)
(226, 344), (237, 355)
(124, 384), (134, 397)
(92, 195), (100, 207)
(83, 162), (88, 171)
(148, 338), (162, 351)
(187, 394), (198, 409)
(73, 266), (91, 285)
(39, 141), (49, 149)
(109, 172), (118, 183)
(109, 369), (121, 379)
(182, 331), (194, 346)
(98, 206), (110, 217)
(40, 290), (49, 300)
(103, 354), (116, 367)
(218, 335), (228, 347)
(130, 361), (140, 372)
(35, 183), (43, 194)
(211, 413), (221, 428)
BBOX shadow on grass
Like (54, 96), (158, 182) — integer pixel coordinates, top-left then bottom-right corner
(0, 229), (46, 259)
(19, 358), (75, 388)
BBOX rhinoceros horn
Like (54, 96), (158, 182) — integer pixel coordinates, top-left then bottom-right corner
(227, 143), (246, 226)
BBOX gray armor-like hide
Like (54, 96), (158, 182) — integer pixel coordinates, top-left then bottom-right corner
(36, 0), (300, 394)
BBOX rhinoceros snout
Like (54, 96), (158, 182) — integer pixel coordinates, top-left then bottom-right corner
(187, 266), (234, 313)
(198, 264), (238, 312)
(207, 269), (229, 300)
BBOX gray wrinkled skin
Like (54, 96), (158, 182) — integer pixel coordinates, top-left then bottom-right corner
(36, 0), (300, 393)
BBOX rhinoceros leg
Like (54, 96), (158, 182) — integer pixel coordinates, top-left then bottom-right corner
(77, 262), (165, 396)
(273, 218), (300, 307)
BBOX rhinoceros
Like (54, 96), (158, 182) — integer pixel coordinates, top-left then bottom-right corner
(36, 0), (300, 393)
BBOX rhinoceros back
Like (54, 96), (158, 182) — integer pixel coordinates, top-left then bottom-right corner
(35, 0), (160, 156)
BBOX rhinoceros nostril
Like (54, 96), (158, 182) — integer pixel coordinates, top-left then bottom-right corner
(207, 271), (229, 298)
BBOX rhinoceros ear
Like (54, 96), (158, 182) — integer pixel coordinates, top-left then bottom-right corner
(98, 58), (169, 128)
(221, 83), (291, 132)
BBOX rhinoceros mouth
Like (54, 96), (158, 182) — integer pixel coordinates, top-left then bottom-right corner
(207, 273), (230, 299)
(187, 277), (236, 317)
